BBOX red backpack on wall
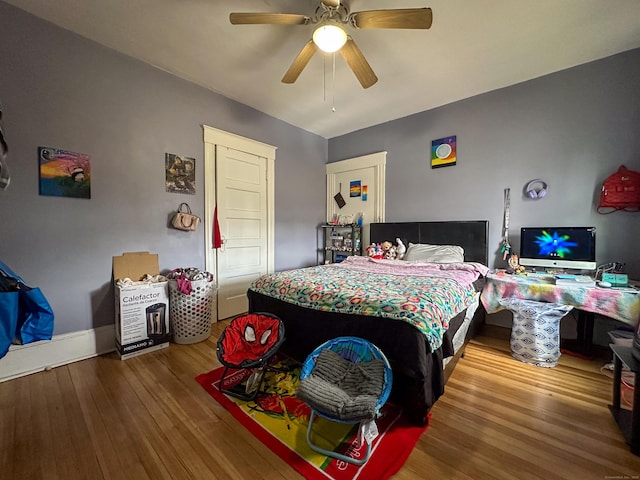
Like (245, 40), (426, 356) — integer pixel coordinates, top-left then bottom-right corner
(597, 165), (640, 213)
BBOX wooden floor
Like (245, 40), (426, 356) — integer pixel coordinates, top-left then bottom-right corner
(2, 322), (640, 480)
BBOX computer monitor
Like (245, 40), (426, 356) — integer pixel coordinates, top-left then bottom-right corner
(519, 227), (597, 271)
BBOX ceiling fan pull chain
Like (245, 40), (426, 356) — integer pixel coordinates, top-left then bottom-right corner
(323, 54), (327, 102)
(332, 52), (336, 112)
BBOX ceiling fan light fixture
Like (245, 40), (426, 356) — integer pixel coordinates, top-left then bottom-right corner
(312, 24), (347, 53)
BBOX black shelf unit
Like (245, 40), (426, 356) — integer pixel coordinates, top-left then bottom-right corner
(319, 224), (362, 264)
(609, 344), (640, 456)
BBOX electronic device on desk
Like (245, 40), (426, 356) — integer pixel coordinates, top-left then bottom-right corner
(519, 226), (597, 271)
(602, 272), (629, 287)
(596, 262), (625, 282)
(554, 273), (596, 288)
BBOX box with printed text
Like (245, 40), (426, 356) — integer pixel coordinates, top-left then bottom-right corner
(113, 252), (170, 360)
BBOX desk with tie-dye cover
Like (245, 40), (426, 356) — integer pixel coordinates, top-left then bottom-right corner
(481, 271), (640, 325)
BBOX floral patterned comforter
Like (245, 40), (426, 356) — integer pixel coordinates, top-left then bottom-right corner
(249, 257), (488, 351)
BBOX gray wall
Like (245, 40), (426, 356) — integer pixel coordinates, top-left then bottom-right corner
(2, 1), (639, 343)
(329, 48), (640, 280)
(0, 2), (327, 335)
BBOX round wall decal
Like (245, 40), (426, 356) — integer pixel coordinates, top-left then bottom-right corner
(435, 143), (452, 159)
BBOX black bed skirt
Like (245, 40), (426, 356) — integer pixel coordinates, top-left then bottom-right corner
(247, 289), (483, 426)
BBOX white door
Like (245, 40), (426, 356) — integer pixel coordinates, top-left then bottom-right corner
(216, 146), (268, 319)
(203, 126), (275, 322)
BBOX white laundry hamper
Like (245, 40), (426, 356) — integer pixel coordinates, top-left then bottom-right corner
(499, 297), (573, 368)
(169, 277), (217, 344)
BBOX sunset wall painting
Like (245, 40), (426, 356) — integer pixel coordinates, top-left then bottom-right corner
(39, 147), (91, 199)
(350, 180), (361, 197)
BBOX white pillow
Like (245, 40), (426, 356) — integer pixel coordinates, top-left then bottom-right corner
(403, 243), (464, 263)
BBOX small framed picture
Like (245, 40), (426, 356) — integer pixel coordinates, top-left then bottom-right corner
(431, 136), (457, 169)
(165, 153), (196, 194)
(38, 146), (91, 199)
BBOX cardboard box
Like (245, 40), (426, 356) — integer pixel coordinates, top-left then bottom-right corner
(113, 252), (170, 360)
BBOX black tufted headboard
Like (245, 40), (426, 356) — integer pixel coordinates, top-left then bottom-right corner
(369, 221), (489, 265)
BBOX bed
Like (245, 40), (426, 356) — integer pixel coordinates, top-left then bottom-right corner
(247, 220), (489, 425)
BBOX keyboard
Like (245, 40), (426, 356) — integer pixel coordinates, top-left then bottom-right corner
(555, 274), (596, 286)
(527, 271), (554, 277)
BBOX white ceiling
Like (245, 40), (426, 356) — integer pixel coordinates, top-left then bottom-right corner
(5, 0), (640, 139)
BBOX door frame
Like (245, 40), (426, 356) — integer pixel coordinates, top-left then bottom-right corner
(326, 151), (386, 224)
(203, 126), (276, 299)
(326, 152), (386, 250)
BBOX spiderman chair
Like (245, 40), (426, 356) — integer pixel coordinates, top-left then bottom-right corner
(216, 312), (285, 401)
(296, 336), (393, 466)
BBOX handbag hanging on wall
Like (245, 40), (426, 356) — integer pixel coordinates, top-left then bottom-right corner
(598, 165), (640, 213)
(171, 203), (200, 231)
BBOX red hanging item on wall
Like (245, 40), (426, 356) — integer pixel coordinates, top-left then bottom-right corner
(597, 165), (640, 214)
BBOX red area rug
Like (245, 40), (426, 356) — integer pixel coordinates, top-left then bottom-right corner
(196, 356), (429, 480)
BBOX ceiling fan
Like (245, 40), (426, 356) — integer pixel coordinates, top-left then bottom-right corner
(229, 1), (432, 89)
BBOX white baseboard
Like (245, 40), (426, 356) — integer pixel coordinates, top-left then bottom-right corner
(0, 324), (116, 383)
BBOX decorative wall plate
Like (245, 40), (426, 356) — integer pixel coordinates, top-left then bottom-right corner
(435, 143), (452, 159)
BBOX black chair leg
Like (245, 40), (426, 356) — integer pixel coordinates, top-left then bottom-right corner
(218, 365), (269, 402)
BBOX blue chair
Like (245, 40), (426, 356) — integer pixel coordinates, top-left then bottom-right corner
(296, 336), (393, 466)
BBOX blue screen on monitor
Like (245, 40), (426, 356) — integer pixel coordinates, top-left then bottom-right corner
(519, 227), (596, 270)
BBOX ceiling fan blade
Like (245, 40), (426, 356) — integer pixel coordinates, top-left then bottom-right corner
(229, 13), (310, 25)
(282, 41), (319, 84)
(339, 38), (378, 89)
(351, 8), (433, 29)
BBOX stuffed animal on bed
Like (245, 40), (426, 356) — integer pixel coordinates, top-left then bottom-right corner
(396, 238), (406, 260)
(366, 243), (384, 259)
(367, 241), (404, 260)
(381, 241), (397, 259)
